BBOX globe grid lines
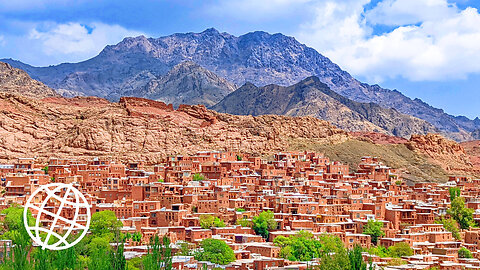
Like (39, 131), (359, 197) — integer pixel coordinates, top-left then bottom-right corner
(23, 183), (91, 250)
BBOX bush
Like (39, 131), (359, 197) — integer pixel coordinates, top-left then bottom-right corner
(195, 239), (235, 265)
(192, 173), (205, 181)
(458, 247), (473, 258)
(251, 211), (277, 239)
(388, 242), (413, 257)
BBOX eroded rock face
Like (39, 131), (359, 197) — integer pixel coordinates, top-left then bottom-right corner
(0, 62), (59, 99)
(0, 93), (349, 163)
(350, 132), (409, 145)
(406, 134), (478, 175)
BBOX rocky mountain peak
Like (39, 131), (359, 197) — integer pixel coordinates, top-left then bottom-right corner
(2, 28), (479, 141)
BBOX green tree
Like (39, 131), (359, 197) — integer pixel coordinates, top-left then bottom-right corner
(0, 205), (35, 270)
(362, 220), (385, 245)
(53, 247), (77, 270)
(41, 166), (49, 175)
(317, 245), (350, 270)
(192, 173), (205, 181)
(235, 208), (246, 212)
(437, 217), (461, 240)
(213, 217), (226, 228)
(367, 245), (389, 258)
(236, 217), (251, 227)
(111, 242), (127, 270)
(132, 232), (142, 243)
(32, 248), (53, 270)
(88, 247), (112, 270)
(448, 197), (476, 229)
(449, 187), (461, 201)
(194, 239), (235, 265)
(388, 242), (413, 257)
(251, 211), (277, 239)
(349, 245), (367, 270)
(199, 215), (225, 229)
(127, 257), (142, 270)
(458, 247), (473, 258)
(143, 235), (172, 270)
(90, 210), (123, 238)
(274, 232), (344, 262)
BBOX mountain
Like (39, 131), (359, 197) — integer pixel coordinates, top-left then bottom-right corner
(122, 61), (236, 107)
(2, 28), (479, 140)
(0, 93), (476, 181)
(0, 62), (58, 99)
(212, 76), (437, 138)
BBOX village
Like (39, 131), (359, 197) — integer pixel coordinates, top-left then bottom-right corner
(0, 151), (479, 270)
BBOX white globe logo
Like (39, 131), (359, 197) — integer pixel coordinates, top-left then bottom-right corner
(23, 183), (91, 250)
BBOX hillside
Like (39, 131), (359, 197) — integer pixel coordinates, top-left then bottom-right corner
(212, 76), (437, 138)
(0, 92), (476, 181)
(2, 29), (479, 140)
(0, 62), (58, 99)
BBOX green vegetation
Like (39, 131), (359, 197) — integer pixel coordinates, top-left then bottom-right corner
(192, 173), (206, 181)
(273, 231), (344, 261)
(143, 235), (172, 270)
(448, 196), (476, 229)
(367, 243), (413, 258)
(388, 242), (413, 257)
(273, 233), (372, 270)
(236, 217), (251, 227)
(349, 245), (367, 270)
(436, 217), (461, 240)
(0, 207), (171, 270)
(362, 220), (385, 245)
(458, 247), (473, 258)
(199, 215), (226, 229)
(251, 211), (277, 239)
(90, 210), (123, 238)
(41, 166), (49, 174)
(235, 208), (246, 212)
(367, 245), (390, 258)
(449, 187), (461, 201)
(194, 238), (235, 265)
(157, 178), (164, 183)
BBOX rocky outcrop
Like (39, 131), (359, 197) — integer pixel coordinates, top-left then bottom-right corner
(212, 77), (438, 138)
(406, 134), (477, 175)
(0, 62), (59, 99)
(0, 93), (479, 180)
(350, 132), (409, 145)
(0, 93), (349, 164)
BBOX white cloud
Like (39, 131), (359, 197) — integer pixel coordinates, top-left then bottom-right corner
(29, 22), (143, 61)
(364, 0), (458, 26)
(0, 35), (5, 46)
(296, 0), (480, 82)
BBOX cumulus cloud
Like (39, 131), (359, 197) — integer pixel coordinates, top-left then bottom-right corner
(296, 0), (480, 82)
(27, 22), (143, 64)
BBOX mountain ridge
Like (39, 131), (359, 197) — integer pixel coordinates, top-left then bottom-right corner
(2, 28), (479, 141)
(212, 76), (438, 138)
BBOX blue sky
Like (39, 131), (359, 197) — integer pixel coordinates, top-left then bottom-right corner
(0, 0), (480, 118)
